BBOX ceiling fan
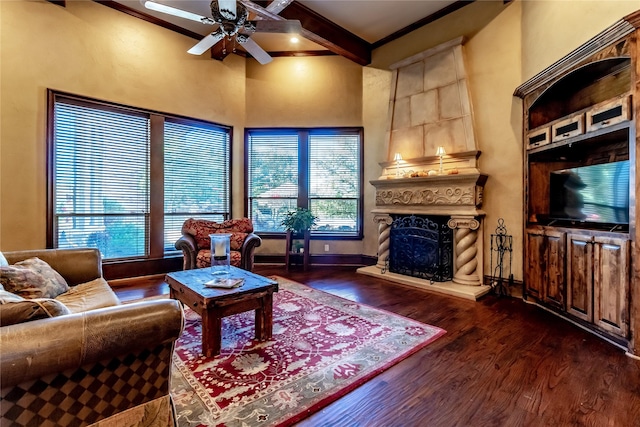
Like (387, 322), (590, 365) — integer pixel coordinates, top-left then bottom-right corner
(142, 0), (302, 64)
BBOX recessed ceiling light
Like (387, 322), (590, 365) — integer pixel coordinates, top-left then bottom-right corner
(290, 37), (299, 44)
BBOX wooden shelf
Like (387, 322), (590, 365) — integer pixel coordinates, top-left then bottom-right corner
(285, 230), (310, 271)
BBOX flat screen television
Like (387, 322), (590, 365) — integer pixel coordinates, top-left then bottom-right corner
(549, 160), (629, 225)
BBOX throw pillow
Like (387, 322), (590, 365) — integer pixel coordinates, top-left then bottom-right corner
(0, 258), (70, 299)
(0, 251), (8, 267)
(0, 290), (71, 326)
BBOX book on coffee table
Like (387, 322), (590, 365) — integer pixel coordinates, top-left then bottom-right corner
(204, 277), (244, 289)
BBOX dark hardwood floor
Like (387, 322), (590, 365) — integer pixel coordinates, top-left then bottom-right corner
(112, 265), (640, 426)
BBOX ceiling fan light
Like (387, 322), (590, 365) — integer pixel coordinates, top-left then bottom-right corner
(143, 1), (205, 23)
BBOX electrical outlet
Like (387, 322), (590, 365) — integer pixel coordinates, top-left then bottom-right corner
(324, 244), (330, 252)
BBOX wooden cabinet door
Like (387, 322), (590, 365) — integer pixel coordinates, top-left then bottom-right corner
(566, 233), (593, 322)
(593, 236), (629, 337)
(544, 230), (566, 310)
(525, 229), (545, 299)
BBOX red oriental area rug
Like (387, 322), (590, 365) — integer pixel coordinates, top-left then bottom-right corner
(171, 276), (445, 427)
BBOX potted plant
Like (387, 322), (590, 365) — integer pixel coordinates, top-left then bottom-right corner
(281, 207), (317, 235)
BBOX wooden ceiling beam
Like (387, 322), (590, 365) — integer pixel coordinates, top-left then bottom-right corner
(210, 41), (231, 61)
(276, 1), (371, 65)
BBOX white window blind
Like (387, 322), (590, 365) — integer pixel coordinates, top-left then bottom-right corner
(53, 101), (150, 259)
(164, 119), (230, 251)
(309, 133), (361, 235)
(247, 132), (299, 232)
(50, 92), (232, 260)
(246, 128), (362, 236)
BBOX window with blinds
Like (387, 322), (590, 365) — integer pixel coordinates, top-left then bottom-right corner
(53, 100), (150, 259)
(164, 118), (230, 251)
(49, 91), (231, 260)
(309, 133), (361, 235)
(246, 128), (363, 237)
(247, 131), (299, 232)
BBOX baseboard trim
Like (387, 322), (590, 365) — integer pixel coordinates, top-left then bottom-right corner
(255, 254), (377, 266)
(103, 256), (182, 281)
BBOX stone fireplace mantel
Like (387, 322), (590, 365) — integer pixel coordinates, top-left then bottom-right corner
(359, 38), (491, 301)
(358, 170), (491, 301)
(371, 171), (488, 217)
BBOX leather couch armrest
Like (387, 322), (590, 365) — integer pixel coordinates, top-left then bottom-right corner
(175, 234), (198, 270)
(0, 299), (184, 388)
(240, 233), (262, 271)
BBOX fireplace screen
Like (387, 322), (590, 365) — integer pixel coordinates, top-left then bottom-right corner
(389, 215), (453, 282)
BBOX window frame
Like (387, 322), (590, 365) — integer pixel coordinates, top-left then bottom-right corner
(244, 127), (364, 240)
(46, 90), (233, 261)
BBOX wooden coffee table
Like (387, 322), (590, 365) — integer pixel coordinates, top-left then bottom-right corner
(165, 266), (278, 357)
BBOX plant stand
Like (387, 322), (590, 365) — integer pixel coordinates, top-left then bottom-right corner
(285, 230), (310, 271)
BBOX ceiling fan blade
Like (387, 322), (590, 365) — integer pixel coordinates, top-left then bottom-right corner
(187, 30), (225, 55)
(240, 0), (285, 21)
(217, 0), (238, 20)
(142, 0), (213, 24)
(265, 0), (294, 14)
(239, 37), (273, 65)
(251, 20), (302, 34)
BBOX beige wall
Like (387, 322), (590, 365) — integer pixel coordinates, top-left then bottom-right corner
(246, 56), (363, 127)
(0, 0), (245, 250)
(245, 56), (365, 255)
(521, 0), (640, 82)
(1, 0), (638, 279)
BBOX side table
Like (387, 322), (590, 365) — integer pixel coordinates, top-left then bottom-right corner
(285, 230), (310, 271)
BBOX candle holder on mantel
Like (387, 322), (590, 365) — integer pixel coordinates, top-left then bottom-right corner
(435, 146), (446, 174)
(210, 233), (231, 275)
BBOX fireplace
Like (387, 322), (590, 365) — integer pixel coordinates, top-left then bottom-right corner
(356, 38), (490, 301)
(389, 215), (453, 282)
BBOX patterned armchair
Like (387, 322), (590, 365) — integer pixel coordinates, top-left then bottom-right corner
(175, 218), (262, 271)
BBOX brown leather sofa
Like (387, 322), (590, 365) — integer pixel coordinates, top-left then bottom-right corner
(0, 248), (184, 427)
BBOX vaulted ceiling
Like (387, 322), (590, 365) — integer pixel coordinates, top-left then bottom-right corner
(58, 1), (479, 65)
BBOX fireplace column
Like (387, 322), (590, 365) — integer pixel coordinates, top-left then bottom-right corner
(448, 216), (484, 286)
(374, 214), (393, 269)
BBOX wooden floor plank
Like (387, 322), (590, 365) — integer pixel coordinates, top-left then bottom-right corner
(112, 265), (640, 426)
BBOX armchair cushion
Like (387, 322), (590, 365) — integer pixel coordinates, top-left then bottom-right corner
(196, 250), (242, 269)
(0, 257), (69, 299)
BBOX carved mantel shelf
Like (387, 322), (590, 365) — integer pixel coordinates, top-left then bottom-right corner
(370, 171), (488, 216)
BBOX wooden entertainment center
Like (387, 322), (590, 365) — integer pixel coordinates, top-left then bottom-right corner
(515, 11), (640, 354)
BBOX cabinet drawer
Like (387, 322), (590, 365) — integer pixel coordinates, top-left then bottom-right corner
(586, 96), (631, 132)
(551, 114), (584, 142)
(526, 127), (550, 150)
